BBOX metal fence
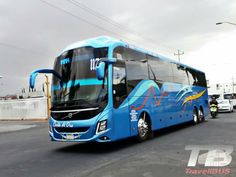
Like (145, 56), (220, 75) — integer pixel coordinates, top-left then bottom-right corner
(0, 98), (47, 120)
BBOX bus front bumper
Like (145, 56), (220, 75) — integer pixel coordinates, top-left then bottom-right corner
(49, 129), (112, 142)
(49, 118), (113, 142)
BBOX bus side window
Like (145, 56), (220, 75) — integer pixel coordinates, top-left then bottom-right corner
(187, 69), (198, 86)
(187, 69), (207, 87)
(113, 60), (127, 108)
(125, 49), (148, 94)
(147, 55), (173, 83)
(172, 64), (189, 85)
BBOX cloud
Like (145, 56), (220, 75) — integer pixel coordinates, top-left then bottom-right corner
(184, 29), (236, 84)
(0, 0), (236, 95)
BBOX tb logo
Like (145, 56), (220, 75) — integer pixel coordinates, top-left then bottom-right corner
(185, 145), (233, 167)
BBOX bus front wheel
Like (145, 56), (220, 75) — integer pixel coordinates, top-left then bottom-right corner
(137, 112), (152, 142)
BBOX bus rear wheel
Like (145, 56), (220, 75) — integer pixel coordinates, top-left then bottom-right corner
(198, 108), (205, 123)
(192, 108), (198, 125)
(137, 112), (152, 142)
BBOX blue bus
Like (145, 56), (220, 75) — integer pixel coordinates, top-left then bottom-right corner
(29, 36), (209, 142)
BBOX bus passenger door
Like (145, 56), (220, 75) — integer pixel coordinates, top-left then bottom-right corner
(112, 59), (130, 139)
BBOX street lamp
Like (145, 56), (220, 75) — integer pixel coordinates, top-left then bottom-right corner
(216, 22), (236, 26)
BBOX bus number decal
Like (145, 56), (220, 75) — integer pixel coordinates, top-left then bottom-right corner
(90, 58), (100, 70)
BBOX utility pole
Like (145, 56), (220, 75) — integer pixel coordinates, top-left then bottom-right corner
(174, 50), (184, 62)
(45, 75), (50, 120)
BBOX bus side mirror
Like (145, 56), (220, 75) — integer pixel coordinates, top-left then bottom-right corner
(29, 69), (62, 89)
(29, 72), (38, 89)
(96, 62), (105, 80)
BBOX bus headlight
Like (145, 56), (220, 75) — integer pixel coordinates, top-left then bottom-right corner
(96, 120), (107, 134)
(49, 125), (53, 133)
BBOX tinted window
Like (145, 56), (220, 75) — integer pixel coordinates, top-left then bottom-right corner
(113, 47), (149, 93)
(113, 46), (125, 60)
(187, 69), (197, 85)
(125, 49), (148, 80)
(147, 55), (173, 83)
(113, 59), (127, 108)
(187, 69), (207, 87)
(172, 64), (189, 85)
(197, 72), (207, 87)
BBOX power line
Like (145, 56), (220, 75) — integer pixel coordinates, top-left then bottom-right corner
(39, 0), (135, 42)
(39, 0), (175, 54)
(66, 0), (176, 53)
(67, 0), (128, 31)
(67, 0), (140, 35)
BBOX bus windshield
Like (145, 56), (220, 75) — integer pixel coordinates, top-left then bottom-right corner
(51, 46), (108, 109)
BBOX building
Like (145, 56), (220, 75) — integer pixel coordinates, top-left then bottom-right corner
(208, 82), (236, 99)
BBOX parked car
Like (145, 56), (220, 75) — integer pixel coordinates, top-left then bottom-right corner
(217, 99), (234, 113)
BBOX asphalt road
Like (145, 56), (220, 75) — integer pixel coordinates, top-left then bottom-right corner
(0, 112), (236, 177)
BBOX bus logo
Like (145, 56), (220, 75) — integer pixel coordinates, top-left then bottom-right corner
(185, 145), (233, 167)
(60, 58), (70, 65)
(68, 113), (73, 119)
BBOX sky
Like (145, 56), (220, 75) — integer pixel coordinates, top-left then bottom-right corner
(0, 0), (236, 95)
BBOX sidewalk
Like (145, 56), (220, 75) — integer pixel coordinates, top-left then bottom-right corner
(0, 120), (46, 133)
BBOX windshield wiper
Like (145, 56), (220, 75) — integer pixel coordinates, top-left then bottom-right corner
(73, 99), (99, 107)
(62, 83), (80, 99)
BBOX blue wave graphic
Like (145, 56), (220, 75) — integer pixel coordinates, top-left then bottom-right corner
(120, 80), (160, 109)
(175, 86), (192, 103)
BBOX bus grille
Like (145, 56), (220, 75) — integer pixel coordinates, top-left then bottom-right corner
(55, 127), (89, 133)
(51, 109), (100, 121)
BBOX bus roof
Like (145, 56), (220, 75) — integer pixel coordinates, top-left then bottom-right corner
(59, 36), (205, 73)
(60, 36), (124, 55)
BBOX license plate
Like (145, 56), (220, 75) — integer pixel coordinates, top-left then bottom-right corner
(66, 134), (75, 140)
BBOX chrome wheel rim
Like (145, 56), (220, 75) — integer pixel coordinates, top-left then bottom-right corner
(193, 110), (198, 123)
(138, 113), (148, 138)
(199, 110), (203, 121)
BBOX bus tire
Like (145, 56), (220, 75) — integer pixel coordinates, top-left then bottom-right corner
(198, 107), (205, 122)
(137, 112), (152, 142)
(192, 108), (198, 125)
